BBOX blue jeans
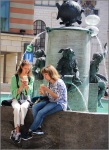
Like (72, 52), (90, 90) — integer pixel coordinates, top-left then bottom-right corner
(29, 100), (63, 131)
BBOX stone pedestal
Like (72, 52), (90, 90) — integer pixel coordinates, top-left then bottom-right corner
(88, 83), (98, 112)
(45, 27), (91, 111)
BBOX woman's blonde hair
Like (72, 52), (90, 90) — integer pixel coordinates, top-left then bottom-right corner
(41, 65), (60, 81)
(16, 60), (32, 76)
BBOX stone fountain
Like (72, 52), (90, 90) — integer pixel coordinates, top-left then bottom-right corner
(33, 0), (91, 112)
(33, 0), (108, 112)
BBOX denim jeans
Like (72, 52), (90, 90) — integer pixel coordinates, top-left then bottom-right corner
(29, 100), (63, 131)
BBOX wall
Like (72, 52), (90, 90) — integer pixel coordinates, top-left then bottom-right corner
(1, 106), (108, 149)
(6, 53), (16, 83)
(0, 0), (34, 85)
(0, 55), (4, 83)
(10, 0), (34, 34)
(1, 33), (34, 83)
(34, 6), (60, 28)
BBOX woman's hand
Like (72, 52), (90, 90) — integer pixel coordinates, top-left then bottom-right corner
(21, 76), (28, 87)
(40, 84), (47, 91)
(22, 81), (28, 87)
(39, 84), (58, 99)
(39, 89), (45, 95)
(22, 80), (29, 92)
(39, 84), (46, 95)
(17, 78), (28, 94)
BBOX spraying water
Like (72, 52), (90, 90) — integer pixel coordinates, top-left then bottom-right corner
(30, 31), (46, 45)
(95, 35), (108, 81)
(18, 31), (46, 69)
(69, 83), (88, 111)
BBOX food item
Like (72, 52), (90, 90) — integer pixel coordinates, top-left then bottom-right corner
(23, 76), (28, 82)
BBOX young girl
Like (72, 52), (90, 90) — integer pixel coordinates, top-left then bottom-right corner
(10, 60), (34, 143)
(22, 65), (67, 140)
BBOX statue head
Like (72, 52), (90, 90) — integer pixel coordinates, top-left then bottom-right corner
(58, 48), (75, 59)
(34, 49), (46, 58)
(35, 57), (46, 69)
(92, 53), (103, 63)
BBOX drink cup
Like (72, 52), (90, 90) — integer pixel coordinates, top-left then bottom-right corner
(22, 76), (28, 84)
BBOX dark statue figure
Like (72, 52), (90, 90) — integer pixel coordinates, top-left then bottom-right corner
(89, 43), (108, 108)
(34, 48), (46, 58)
(56, 0), (84, 26)
(56, 47), (82, 91)
(32, 48), (46, 80)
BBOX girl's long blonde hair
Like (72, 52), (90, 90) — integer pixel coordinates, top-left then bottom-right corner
(41, 65), (60, 81)
(16, 60), (32, 76)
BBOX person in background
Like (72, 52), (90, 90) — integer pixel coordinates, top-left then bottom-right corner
(22, 65), (67, 140)
(10, 60), (34, 143)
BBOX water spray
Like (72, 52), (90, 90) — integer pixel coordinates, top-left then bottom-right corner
(17, 31), (46, 68)
(69, 82), (88, 111)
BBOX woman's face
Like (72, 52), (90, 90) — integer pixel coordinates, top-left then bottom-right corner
(43, 73), (51, 81)
(21, 64), (30, 75)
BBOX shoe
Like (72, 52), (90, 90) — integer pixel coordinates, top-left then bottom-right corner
(14, 132), (21, 143)
(33, 127), (44, 135)
(10, 130), (16, 141)
(21, 131), (33, 141)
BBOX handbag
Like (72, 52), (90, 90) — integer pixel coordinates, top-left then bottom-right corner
(1, 99), (13, 106)
(31, 96), (49, 105)
(18, 92), (30, 105)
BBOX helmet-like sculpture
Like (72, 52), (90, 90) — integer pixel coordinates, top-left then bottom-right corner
(56, 0), (84, 26)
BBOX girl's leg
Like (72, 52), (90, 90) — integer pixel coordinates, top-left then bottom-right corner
(32, 100), (49, 119)
(20, 101), (30, 125)
(29, 102), (62, 131)
(38, 104), (63, 128)
(44, 104), (63, 116)
(11, 99), (21, 132)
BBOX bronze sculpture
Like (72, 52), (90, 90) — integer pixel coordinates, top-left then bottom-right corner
(56, 47), (82, 91)
(34, 48), (46, 58)
(89, 43), (108, 108)
(32, 48), (46, 80)
(56, 0), (84, 26)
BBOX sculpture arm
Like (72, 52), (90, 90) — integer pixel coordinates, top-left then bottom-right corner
(75, 71), (80, 78)
(73, 59), (79, 78)
(103, 43), (108, 58)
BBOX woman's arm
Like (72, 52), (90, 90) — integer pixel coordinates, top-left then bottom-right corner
(11, 75), (23, 99)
